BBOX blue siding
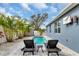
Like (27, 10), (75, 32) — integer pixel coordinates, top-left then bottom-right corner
(46, 5), (79, 53)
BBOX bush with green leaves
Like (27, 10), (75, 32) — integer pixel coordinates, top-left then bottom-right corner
(0, 14), (31, 42)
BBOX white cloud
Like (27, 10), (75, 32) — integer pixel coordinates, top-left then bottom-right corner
(9, 7), (23, 17)
(0, 7), (13, 17)
(20, 3), (31, 11)
(16, 11), (23, 17)
(6, 12), (12, 16)
(16, 10), (21, 14)
(58, 3), (68, 9)
(32, 3), (48, 9)
(9, 7), (14, 11)
(9, 7), (17, 13)
(3, 3), (10, 6)
(43, 16), (56, 25)
(49, 6), (58, 13)
(19, 13), (23, 17)
(0, 7), (6, 14)
(9, 7), (13, 11)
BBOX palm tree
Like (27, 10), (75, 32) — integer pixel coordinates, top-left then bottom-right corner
(0, 13), (33, 42)
(14, 19), (28, 38)
(0, 14), (6, 38)
(3, 16), (16, 42)
(0, 15), (18, 42)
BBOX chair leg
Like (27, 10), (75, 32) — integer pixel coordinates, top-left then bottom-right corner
(56, 52), (59, 56)
(37, 47), (39, 52)
(48, 52), (49, 56)
(23, 51), (25, 55)
(41, 47), (44, 52)
(37, 49), (38, 52)
(32, 52), (34, 55)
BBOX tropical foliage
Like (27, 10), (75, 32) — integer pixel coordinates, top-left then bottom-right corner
(0, 14), (31, 42)
(0, 12), (48, 42)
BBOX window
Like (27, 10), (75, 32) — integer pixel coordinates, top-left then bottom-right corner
(54, 21), (61, 33)
(54, 28), (57, 33)
(46, 27), (48, 32)
(58, 27), (61, 33)
(54, 22), (57, 33)
(49, 25), (51, 33)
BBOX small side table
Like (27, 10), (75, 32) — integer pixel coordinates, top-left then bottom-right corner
(36, 44), (44, 52)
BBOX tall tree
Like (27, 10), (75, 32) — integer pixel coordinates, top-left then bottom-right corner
(31, 12), (48, 30)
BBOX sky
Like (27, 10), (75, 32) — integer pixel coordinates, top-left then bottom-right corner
(0, 3), (68, 28)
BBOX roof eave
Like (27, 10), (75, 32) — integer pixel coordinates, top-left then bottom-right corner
(46, 3), (78, 27)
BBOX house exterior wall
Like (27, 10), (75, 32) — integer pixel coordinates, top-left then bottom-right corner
(46, 5), (79, 53)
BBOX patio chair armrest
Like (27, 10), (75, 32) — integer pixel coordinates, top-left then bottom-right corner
(21, 47), (26, 51)
(56, 47), (61, 51)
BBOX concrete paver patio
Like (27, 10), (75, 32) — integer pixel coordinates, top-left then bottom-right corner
(0, 36), (78, 56)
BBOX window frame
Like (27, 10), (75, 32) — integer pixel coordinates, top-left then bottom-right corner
(49, 25), (51, 33)
(54, 21), (61, 33)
